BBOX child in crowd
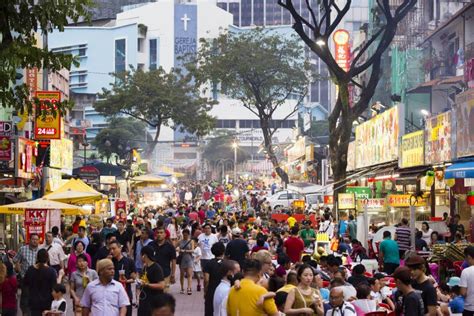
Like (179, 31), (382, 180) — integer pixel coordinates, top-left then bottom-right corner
(43, 283), (67, 316)
(275, 253), (291, 278)
(192, 237), (203, 292)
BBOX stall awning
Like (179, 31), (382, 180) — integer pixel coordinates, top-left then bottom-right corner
(445, 161), (474, 179)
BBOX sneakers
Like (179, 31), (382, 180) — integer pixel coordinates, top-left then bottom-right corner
(197, 284), (201, 292)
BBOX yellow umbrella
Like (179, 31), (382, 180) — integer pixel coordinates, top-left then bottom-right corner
(44, 189), (104, 204)
(0, 198), (90, 216)
(53, 178), (101, 195)
(131, 174), (166, 184)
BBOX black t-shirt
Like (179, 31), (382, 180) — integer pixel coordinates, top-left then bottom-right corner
(412, 279), (437, 315)
(403, 291), (425, 316)
(204, 257), (224, 298)
(150, 241), (176, 277)
(347, 275), (369, 287)
(113, 256), (136, 295)
(24, 266), (57, 310)
(225, 239), (249, 266)
(141, 263), (164, 302)
(115, 230), (131, 252)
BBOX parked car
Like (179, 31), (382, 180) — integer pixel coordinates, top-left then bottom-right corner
(267, 190), (304, 210)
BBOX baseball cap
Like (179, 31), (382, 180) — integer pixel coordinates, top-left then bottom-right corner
(231, 227), (242, 236)
(405, 255), (426, 267)
(447, 276), (461, 287)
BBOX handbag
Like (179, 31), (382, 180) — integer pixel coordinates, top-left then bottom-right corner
(177, 240), (192, 265)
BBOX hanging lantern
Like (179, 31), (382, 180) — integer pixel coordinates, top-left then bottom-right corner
(296, 165), (301, 171)
(468, 192), (474, 206)
(446, 178), (456, 187)
(425, 171), (435, 187)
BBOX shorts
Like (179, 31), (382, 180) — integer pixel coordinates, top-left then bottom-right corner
(193, 271), (202, 278)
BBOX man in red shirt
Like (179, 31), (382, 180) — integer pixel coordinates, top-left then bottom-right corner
(283, 226), (305, 263)
(198, 206), (206, 224)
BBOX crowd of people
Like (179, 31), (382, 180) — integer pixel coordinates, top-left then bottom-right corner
(0, 181), (472, 316)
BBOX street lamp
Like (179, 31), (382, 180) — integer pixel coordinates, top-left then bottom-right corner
(232, 141), (238, 182)
(315, 37), (326, 46)
(82, 136), (89, 166)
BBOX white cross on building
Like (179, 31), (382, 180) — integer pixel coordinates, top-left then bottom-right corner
(181, 14), (191, 31)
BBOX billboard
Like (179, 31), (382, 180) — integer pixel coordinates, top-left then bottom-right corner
(35, 91), (61, 140)
(338, 193), (355, 209)
(333, 29), (350, 72)
(49, 138), (73, 175)
(0, 121), (13, 161)
(425, 111), (452, 164)
(400, 130), (424, 168)
(456, 89), (474, 158)
(346, 141), (356, 171)
(15, 137), (37, 179)
(355, 106), (400, 169)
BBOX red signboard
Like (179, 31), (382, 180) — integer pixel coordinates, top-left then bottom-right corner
(115, 200), (127, 213)
(15, 137), (37, 179)
(324, 195), (334, 204)
(78, 166), (100, 182)
(25, 209), (47, 243)
(34, 91), (62, 140)
(0, 121), (13, 161)
(333, 29), (350, 72)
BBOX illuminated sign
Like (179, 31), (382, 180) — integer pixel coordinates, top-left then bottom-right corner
(400, 130), (424, 168)
(333, 29), (350, 72)
(338, 193), (355, 209)
(15, 137), (37, 179)
(0, 121), (13, 161)
(35, 91), (62, 140)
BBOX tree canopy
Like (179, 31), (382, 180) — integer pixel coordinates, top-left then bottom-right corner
(0, 0), (92, 113)
(190, 28), (312, 184)
(279, 0), (416, 191)
(92, 117), (150, 163)
(94, 67), (216, 157)
(203, 130), (250, 165)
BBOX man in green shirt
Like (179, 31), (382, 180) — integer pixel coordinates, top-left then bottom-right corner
(299, 220), (316, 248)
(379, 230), (400, 275)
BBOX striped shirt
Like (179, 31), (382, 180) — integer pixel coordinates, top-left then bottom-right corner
(396, 226), (411, 251)
(13, 245), (38, 277)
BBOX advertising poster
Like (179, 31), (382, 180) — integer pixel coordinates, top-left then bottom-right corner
(355, 106), (400, 169)
(400, 130), (424, 168)
(50, 138), (73, 175)
(425, 111), (452, 164)
(24, 209), (48, 243)
(387, 194), (427, 207)
(0, 121), (13, 161)
(338, 193), (355, 209)
(456, 89), (474, 158)
(35, 91), (62, 140)
(15, 137), (36, 179)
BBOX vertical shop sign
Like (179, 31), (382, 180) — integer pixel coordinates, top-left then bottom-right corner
(24, 209), (48, 243)
(0, 121), (13, 161)
(333, 29), (350, 72)
(35, 91), (62, 140)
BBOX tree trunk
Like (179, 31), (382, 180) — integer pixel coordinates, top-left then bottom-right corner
(144, 124), (161, 158)
(260, 118), (289, 185)
(328, 82), (353, 207)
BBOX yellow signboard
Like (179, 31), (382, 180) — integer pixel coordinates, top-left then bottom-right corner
(49, 138), (73, 175)
(387, 194), (427, 207)
(400, 130), (424, 168)
(35, 91), (61, 140)
(338, 193), (355, 209)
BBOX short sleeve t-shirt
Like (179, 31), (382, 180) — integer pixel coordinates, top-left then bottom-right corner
(284, 236), (305, 263)
(460, 265), (474, 311)
(140, 263), (164, 300)
(379, 239), (400, 264)
(395, 226), (411, 251)
(299, 229), (316, 247)
(71, 269), (99, 299)
(225, 239), (249, 266)
(403, 291), (424, 316)
(198, 233), (219, 260)
(287, 217), (297, 228)
(412, 279), (437, 315)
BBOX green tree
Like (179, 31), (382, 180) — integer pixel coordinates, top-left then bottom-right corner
(92, 117), (150, 163)
(190, 28), (311, 184)
(95, 67), (216, 157)
(0, 0), (92, 113)
(203, 130), (250, 166)
(279, 0), (416, 193)
(308, 120), (329, 137)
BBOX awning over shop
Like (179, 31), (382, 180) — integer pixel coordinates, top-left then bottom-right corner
(445, 161), (474, 179)
(44, 179), (104, 204)
(0, 198), (90, 216)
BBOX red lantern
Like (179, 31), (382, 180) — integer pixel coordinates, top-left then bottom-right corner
(271, 171), (277, 178)
(468, 192), (474, 206)
(296, 165), (301, 171)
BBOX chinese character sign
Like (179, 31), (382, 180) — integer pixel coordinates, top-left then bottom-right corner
(35, 91), (62, 140)
(25, 209), (48, 243)
(400, 130), (424, 168)
(333, 30), (350, 72)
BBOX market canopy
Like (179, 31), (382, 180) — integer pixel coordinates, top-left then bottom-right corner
(0, 198), (90, 216)
(131, 174), (166, 184)
(445, 161), (474, 179)
(44, 178), (104, 204)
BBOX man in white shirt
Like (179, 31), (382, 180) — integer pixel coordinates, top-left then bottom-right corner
(213, 260), (240, 316)
(460, 245), (474, 315)
(43, 231), (66, 275)
(326, 287), (356, 316)
(198, 223), (219, 272)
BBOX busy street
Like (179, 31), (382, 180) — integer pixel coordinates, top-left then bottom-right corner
(1, 0), (474, 316)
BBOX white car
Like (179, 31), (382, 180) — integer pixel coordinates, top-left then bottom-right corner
(267, 190), (304, 210)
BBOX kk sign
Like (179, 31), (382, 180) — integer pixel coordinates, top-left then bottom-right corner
(35, 91), (61, 140)
(333, 29), (350, 72)
(174, 4), (197, 68)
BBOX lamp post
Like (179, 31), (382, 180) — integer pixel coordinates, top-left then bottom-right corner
(82, 136), (89, 166)
(232, 141), (238, 182)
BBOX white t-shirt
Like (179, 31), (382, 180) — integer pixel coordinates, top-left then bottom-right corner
(193, 247), (202, 272)
(51, 297), (67, 315)
(460, 265), (474, 311)
(198, 233), (218, 260)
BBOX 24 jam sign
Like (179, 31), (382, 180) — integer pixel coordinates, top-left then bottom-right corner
(35, 91), (61, 140)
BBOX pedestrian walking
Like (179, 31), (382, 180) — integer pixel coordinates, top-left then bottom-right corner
(110, 240), (136, 316)
(69, 254), (98, 316)
(150, 226), (176, 292)
(138, 245), (165, 315)
(177, 228), (194, 294)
